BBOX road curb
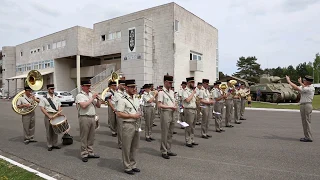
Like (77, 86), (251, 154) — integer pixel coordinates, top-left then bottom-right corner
(245, 107), (320, 113)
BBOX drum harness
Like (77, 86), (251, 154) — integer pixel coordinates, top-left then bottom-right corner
(122, 95), (141, 132)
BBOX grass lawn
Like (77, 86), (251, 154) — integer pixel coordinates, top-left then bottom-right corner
(249, 95), (320, 110)
(0, 159), (44, 180)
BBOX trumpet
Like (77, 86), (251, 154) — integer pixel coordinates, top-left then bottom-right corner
(89, 90), (110, 106)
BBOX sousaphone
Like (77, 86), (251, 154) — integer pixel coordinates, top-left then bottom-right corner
(12, 70), (43, 115)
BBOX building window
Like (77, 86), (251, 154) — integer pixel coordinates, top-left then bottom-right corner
(30, 51), (33, 54)
(47, 44), (51, 50)
(116, 31), (121, 38)
(190, 52), (202, 60)
(101, 35), (106, 41)
(57, 41), (62, 48)
(39, 61), (44, 69)
(43, 46), (46, 51)
(108, 33), (113, 40)
(20, 52), (23, 56)
(52, 43), (56, 49)
(37, 48), (40, 52)
(62, 40), (66, 47)
(175, 20), (179, 31)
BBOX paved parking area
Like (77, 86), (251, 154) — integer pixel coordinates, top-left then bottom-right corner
(1, 100), (320, 180)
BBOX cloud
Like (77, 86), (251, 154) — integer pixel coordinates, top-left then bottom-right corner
(282, 0), (320, 12)
(30, 2), (60, 17)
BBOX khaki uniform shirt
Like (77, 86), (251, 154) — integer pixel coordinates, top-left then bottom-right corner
(17, 94), (35, 113)
(75, 91), (97, 116)
(233, 89), (241, 100)
(182, 87), (197, 109)
(158, 87), (175, 110)
(143, 91), (155, 107)
(198, 88), (210, 106)
(39, 93), (61, 113)
(213, 88), (225, 103)
(117, 95), (140, 122)
(299, 85), (315, 103)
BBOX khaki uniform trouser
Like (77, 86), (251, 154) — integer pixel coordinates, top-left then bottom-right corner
(79, 115), (96, 158)
(160, 110), (175, 155)
(44, 113), (58, 148)
(225, 99), (234, 126)
(196, 101), (201, 122)
(22, 111), (35, 140)
(144, 106), (154, 138)
(184, 108), (197, 144)
(116, 115), (123, 149)
(300, 103), (313, 140)
(240, 98), (246, 118)
(201, 105), (210, 136)
(233, 99), (241, 123)
(122, 121), (139, 171)
(108, 107), (117, 134)
(214, 102), (224, 130)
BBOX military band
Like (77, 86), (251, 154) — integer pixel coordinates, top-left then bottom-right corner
(14, 67), (320, 177)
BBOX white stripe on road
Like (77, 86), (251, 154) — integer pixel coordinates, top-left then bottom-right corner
(0, 155), (57, 180)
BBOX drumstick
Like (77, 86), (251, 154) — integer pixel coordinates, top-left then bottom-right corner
(50, 110), (63, 121)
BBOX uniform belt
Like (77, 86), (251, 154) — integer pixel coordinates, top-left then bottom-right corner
(80, 115), (95, 117)
(123, 120), (136, 123)
(300, 102), (312, 105)
(184, 108), (196, 110)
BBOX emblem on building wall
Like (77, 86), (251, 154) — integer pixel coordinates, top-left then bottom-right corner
(128, 27), (136, 52)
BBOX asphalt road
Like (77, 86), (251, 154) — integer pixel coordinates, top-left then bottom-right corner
(1, 100), (320, 180)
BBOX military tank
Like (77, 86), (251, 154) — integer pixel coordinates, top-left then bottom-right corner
(250, 74), (300, 103)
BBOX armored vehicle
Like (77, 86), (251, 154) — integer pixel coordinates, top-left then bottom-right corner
(250, 74), (300, 103)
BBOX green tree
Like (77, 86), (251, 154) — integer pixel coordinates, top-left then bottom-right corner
(313, 53), (320, 83)
(233, 56), (263, 83)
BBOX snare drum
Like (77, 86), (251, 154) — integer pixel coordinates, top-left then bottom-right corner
(50, 115), (70, 134)
(95, 115), (100, 130)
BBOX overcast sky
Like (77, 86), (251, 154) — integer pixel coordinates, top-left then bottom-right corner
(1, 0), (319, 75)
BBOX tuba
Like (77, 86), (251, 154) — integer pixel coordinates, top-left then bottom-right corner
(219, 84), (227, 95)
(228, 80), (237, 95)
(12, 70), (43, 115)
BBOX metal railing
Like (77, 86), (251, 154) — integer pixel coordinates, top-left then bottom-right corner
(92, 69), (121, 93)
(90, 64), (116, 86)
(70, 87), (79, 99)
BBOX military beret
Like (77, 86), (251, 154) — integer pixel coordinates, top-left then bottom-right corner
(47, 84), (55, 89)
(186, 77), (194, 82)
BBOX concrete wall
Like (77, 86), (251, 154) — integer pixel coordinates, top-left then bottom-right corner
(77, 27), (94, 56)
(2, 46), (16, 96)
(54, 58), (75, 91)
(101, 59), (121, 70)
(15, 27), (78, 65)
(94, 3), (175, 87)
(173, 4), (218, 89)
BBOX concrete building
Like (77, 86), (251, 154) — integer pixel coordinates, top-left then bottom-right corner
(1, 2), (218, 97)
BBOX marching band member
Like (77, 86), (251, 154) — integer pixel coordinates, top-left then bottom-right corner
(195, 82), (202, 125)
(17, 85), (40, 144)
(75, 81), (101, 162)
(286, 75), (315, 142)
(240, 84), (249, 120)
(225, 81), (235, 128)
(213, 82), (226, 132)
(116, 79), (126, 149)
(106, 81), (118, 137)
(116, 79), (141, 175)
(182, 77), (199, 147)
(142, 84), (157, 142)
(198, 79), (215, 139)
(233, 84), (242, 124)
(39, 84), (62, 151)
(157, 75), (177, 159)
